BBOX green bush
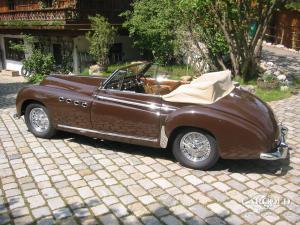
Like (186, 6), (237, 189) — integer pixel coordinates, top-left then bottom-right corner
(23, 49), (55, 83)
(86, 15), (116, 67)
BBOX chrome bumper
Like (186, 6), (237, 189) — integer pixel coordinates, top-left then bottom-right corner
(260, 126), (289, 160)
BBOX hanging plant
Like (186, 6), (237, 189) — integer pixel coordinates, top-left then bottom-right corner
(38, 0), (47, 9)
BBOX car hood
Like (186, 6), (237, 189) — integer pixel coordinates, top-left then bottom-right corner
(40, 75), (106, 95)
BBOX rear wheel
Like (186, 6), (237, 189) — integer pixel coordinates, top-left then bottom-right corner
(172, 128), (219, 170)
(24, 103), (56, 139)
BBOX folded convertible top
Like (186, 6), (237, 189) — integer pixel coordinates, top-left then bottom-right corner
(162, 70), (235, 104)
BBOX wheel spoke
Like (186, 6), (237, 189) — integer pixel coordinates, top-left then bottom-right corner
(29, 108), (49, 133)
(180, 132), (211, 162)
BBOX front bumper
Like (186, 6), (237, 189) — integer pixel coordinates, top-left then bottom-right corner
(260, 126), (289, 160)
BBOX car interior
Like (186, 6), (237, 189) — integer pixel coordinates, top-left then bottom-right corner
(104, 63), (190, 95)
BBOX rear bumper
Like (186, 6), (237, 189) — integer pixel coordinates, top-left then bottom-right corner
(260, 126), (289, 160)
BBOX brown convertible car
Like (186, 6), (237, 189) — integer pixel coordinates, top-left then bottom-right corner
(15, 62), (289, 170)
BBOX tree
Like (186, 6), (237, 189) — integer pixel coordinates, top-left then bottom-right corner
(124, 0), (289, 80)
(122, 0), (178, 64)
(86, 15), (116, 69)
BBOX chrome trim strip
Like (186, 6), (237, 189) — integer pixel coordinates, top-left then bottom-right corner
(96, 95), (161, 110)
(95, 95), (176, 112)
(160, 126), (168, 148)
(57, 124), (158, 142)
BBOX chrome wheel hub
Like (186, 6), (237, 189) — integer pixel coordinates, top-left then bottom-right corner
(180, 132), (211, 162)
(29, 108), (49, 133)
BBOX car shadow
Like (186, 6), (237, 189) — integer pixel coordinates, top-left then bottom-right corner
(55, 131), (292, 177)
(2, 197), (229, 225)
(212, 154), (292, 176)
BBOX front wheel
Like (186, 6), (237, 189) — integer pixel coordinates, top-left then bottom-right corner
(172, 128), (219, 170)
(25, 103), (56, 139)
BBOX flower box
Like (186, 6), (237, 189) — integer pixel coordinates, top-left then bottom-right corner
(257, 78), (279, 89)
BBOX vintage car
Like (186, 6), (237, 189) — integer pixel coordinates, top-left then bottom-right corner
(15, 62), (289, 170)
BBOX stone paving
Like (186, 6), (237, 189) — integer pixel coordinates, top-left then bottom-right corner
(0, 75), (300, 225)
(262, 46), (300, 79)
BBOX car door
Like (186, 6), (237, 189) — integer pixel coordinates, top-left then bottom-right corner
(91, 88), (162, 147)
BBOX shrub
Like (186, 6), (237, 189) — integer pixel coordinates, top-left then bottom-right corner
(86, 15), (116, 68)
(23, 49), (55, 83)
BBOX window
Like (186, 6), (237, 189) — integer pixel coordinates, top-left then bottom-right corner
(8, 0), (15, 10)
(45, 0), (53, 8)
(4, 38), (25, 61)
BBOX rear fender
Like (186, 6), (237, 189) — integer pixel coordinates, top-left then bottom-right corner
(164, 106), (269, 159)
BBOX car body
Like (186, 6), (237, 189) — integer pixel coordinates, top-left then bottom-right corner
(15, 62), (289, 169)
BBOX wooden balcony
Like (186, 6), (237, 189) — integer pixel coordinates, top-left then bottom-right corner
(0, 7), (77, 22)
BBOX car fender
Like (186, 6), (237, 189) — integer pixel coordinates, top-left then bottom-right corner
(164, 106), (270, 159)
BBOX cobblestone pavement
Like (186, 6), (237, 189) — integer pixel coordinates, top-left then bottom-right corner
(0, 76), (299, 225)
(262, 46), (300, 79)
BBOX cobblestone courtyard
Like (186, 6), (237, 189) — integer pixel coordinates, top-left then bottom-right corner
(0, 75), (299, 225)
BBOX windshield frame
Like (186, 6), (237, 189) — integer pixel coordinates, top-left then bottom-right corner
(102, 62), (153, 89)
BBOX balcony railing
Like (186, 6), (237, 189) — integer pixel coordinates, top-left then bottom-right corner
(0, 8), (77, 22)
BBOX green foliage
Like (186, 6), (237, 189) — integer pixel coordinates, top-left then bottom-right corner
(54, 55), (73, 74)
(262, 74), (277, 83)
(175, 0), (229, 67)
(256, 88), (294, 102)
(9, 35), (34, 54)
(285, 0), (300, 10)
(0, 20), (64, 27)
(124, 0), (282, 80)
(122, 0), (178, 64)
(86, 15), (116, 66)
(23, 49), (55, 83)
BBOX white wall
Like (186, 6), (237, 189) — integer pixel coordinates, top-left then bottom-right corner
(6, 60), (23, 73)
(0, 34), (24, 73)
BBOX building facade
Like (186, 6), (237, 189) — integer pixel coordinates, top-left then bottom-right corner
(0, 0), (139, 74)
(266, 9), (300, 50)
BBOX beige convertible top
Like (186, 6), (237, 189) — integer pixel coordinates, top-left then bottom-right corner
(162, 70), (235, 104)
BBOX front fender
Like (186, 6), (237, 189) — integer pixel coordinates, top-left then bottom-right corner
(164, 106), (271, 159)
(16, 85), (53, 117)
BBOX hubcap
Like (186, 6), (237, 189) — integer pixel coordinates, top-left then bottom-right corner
(29, 108), (49, 133)
(180, 132), (211, 162)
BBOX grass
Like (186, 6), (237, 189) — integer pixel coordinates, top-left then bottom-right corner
(234, 77), (298, 102)
(255, 88), (295, 102)
(160, 64), (196, 80)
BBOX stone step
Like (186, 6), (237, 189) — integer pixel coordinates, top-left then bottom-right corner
(0, 69), (20, 77)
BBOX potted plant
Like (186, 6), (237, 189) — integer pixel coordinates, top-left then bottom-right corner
(257, 73), (280, 89)
(86, 15), (116, 74)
